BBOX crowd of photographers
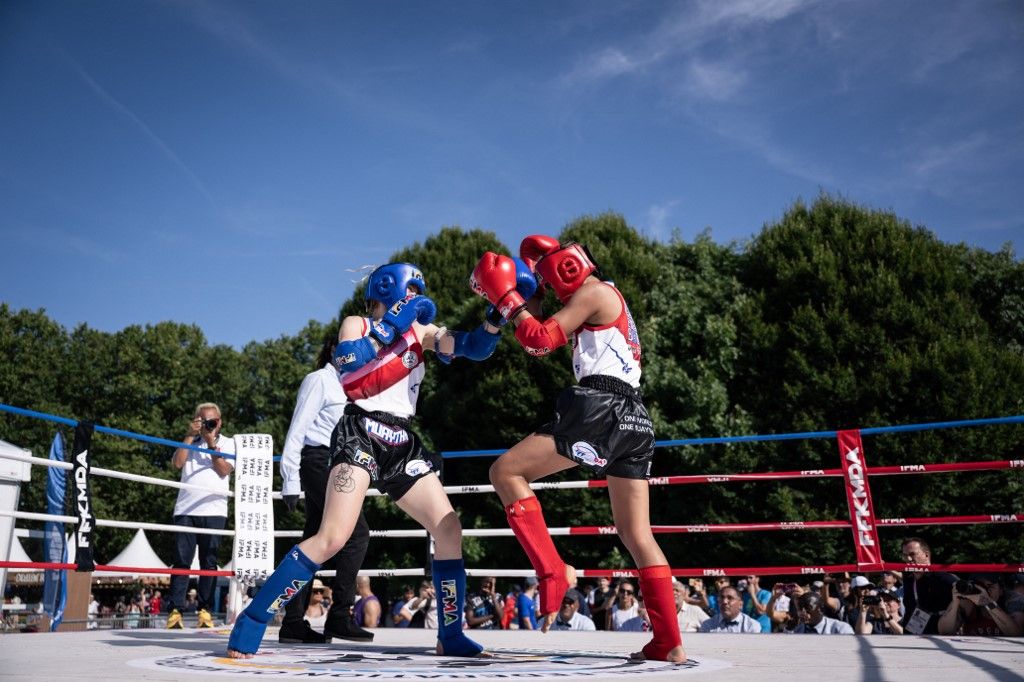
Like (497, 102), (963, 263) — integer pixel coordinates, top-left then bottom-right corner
(449, 536), (1023, 637)
(673, 536), (1023, 636)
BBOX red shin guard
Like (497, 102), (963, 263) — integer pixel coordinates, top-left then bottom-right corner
(505, 496), (568, 615)
(639, 565), (683, 661)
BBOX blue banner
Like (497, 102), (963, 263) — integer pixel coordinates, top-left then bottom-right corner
(42, 432), (67, 631)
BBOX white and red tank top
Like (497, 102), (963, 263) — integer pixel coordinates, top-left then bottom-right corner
(340, 319), (424, 418)
(571, 284), (642, 388)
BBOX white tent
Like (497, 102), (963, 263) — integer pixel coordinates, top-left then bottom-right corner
(94, 529), (167, 577)
(9, 536), (39, 570)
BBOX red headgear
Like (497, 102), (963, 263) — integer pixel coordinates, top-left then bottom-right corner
(519, 235), (598, 303)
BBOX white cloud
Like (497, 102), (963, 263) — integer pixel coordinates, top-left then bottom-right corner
(64, 56), (219, 211)
(908, 132), (990, 180)
(562, 0), (814, 88)
(684, 60), (749, 102)
(644, 200), (680, 239)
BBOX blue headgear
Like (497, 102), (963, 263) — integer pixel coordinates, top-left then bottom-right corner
(365, 263), (426, 308)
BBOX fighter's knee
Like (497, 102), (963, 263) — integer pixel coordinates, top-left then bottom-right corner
(487, 461), (502, 486)
(311, 531), (346, 559)
(488, 459), (513, 489)
(430, 511), (462, 543)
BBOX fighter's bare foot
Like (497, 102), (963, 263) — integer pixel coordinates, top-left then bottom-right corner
(565, 563), (577, 588)
(629, 645), (687, 664)
(226, 649), (255, 659)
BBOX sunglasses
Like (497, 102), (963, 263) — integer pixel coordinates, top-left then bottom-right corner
(561, 599), (576, 606)
(620, 590), (635, 595)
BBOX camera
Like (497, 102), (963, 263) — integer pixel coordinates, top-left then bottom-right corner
(201, 418), (219, 431)
(955, 579), (983, 595)
(862, 595), (882, 606)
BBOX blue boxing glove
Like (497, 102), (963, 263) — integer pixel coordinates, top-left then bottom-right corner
(512, 257), (538, 301)
(369, 295), (437, 346)
(435, 324), (500, 364)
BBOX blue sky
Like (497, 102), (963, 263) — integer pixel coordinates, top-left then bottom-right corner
(1, 1), (1021, 348)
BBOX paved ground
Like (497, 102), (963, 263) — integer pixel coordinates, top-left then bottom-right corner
(0, 626), (1021, 681)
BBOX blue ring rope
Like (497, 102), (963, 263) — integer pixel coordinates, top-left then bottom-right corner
(2, 402), (1022, 462)
(0, 403), (243, 461)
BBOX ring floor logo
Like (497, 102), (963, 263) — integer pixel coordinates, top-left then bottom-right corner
(128, 644), (730, 679)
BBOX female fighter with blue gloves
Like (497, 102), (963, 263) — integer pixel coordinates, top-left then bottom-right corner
(227, 261), (534, 659)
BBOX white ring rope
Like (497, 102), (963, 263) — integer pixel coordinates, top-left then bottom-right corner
(2, 449), (231, 497)
(0, 510), (232, 536)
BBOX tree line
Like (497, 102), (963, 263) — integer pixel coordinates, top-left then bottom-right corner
(2, 195), (1022, 578)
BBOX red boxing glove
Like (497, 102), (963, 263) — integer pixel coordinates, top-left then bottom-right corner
(470, 252), (527, 321)
(519, 234), (560, 270)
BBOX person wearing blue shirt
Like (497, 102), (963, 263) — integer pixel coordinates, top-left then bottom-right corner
(517, 578), (540, 630)
(739, 575), (772, 633)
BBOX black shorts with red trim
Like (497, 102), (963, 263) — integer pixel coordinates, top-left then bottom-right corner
(535, 374), (655, 480)
(328, 404), (443, 501)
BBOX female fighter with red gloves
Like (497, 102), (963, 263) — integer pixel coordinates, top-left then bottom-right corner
(228, 263), (503, 660)
(471, 237), (685, 664)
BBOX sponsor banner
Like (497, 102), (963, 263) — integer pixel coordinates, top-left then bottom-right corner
(232, 434), (275, 585)
(71, 422), (96, 571)
(837, 429), (883, 569)
(43, 431), (68, 630)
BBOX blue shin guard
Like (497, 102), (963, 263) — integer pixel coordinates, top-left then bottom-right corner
(432, 558), (484, 657)
(228, 545), (320, 654)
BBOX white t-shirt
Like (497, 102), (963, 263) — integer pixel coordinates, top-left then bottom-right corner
(173, 433), (235, 516)
(610, 602), (639, 630)
(617, 614), (649, 631)
(403, 596), (438, 629)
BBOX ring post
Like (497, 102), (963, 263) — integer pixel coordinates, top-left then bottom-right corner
(0, 442), (32, 611)
(837, 429), (884, 571)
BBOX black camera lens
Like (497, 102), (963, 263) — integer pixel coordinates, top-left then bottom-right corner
(862, 595), (882, 606)
(202, 418), (219, 430)
(955, 579), (981, 595)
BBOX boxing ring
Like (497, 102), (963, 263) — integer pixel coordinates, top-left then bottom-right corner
(1, 402), (1022, 681)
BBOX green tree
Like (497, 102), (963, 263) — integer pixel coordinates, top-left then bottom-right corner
(732, 195), (1024, 565)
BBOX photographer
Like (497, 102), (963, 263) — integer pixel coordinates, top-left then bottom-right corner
(844, 575), (875, 629)
(854, 590), (904, 635)
(399, 580), (437, 629)
(766, 582), (803, 632)
(937, 574), (1022, 636)
(166, 402), (234, 629)
(822, 573), (851, 622)
(899, 537), (957, 634)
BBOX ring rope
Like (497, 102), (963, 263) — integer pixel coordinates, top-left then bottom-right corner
(0, 403), (245, 462)
(1, 448), (231, 497)
(2, 404), (1022, 586)
(0, 510), (233, 536)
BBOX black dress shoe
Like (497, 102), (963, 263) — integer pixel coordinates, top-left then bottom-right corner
(278, 619), (327, 644)
(324, 617), (374, 642)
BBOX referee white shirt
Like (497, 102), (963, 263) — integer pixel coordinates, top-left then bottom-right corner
(280, 363), (347, 497)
